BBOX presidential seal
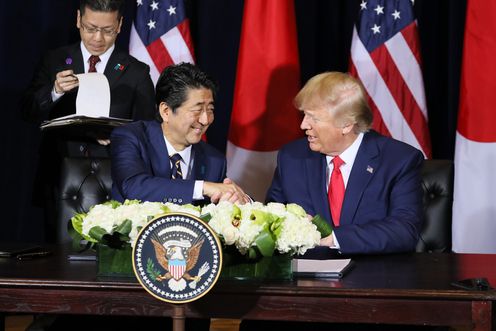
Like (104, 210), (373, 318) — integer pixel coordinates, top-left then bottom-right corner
(132, 212), (222, 304)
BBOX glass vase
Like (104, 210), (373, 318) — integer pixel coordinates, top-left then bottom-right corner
(221, 249), (293, 281)
(97, 244), (134, 277)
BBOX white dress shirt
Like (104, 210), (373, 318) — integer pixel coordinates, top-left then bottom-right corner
(164, 136), (204, 200)
(325, 132), (364, 248)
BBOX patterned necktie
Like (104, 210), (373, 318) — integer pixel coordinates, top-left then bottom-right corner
(170, 153), (183, 180)
(328, 156), (345, 227)
(88, 55), (101, 73)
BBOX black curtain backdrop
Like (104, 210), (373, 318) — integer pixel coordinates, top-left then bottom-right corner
(0, 0), (467, 242)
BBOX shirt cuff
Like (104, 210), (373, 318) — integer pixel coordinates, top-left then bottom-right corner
(51, 86), (64, 102)
(331, 231), (340, 249)
(193, 180), (204, 200)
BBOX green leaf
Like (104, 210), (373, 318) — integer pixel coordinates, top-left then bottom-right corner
(103, 200), (122, 209)
(146, 258), (161, 280)
(312, 214), (333, 237)
(70, 213), (86, 236)
(270, 216), (284, 238)
(286, 203), (307, 218)
(250, 210), (271, 226)
(254, 228), (275, 257)
(200, 213), (212, 222)
(247, 247), (258, 259)
(88, 226), (109, 242)
(114, 219), (132, 236)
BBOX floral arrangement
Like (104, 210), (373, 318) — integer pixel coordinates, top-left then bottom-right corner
(70, 200), (327, 258)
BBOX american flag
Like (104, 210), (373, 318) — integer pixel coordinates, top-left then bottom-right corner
(349, 0), (431, 157)
(129, 0), (195, 84)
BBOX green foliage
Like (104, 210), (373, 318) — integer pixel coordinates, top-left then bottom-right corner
(146, 258), (161, 280)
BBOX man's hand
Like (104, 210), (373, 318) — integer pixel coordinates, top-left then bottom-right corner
(320, 234), (334, 247)
(54, 69), (79, 94)
(203, 178), (250, 204)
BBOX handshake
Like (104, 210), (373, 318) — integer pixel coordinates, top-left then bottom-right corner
(203, 178), (250, 204)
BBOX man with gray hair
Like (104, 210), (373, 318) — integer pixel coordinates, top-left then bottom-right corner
(266, 71), (424, 254)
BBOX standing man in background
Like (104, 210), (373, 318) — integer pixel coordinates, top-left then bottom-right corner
(22, 0), (155, 127)
(22, 0), (156, 243)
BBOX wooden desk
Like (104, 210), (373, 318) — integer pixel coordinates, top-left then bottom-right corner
(0, 247), (495, 330)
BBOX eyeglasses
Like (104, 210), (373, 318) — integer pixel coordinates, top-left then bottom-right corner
(80, 21), (118, 37)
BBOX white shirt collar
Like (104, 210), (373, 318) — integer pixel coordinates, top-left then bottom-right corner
(326, 132), (364, 187)
(80, 42), (114, 73)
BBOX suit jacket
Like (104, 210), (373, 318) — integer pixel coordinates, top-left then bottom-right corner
(111, 120), (227, 204)
(22, 42), (155, 122)
(266, 131), (424, 254)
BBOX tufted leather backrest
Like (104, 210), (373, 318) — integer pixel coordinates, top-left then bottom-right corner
(55, 158), (455, 251)
(56, 157), (111, 243)
(416, 159), (454, 253)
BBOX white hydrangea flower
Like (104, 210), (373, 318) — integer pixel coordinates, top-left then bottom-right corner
(81, 204), (117, 235)
(164, 202), (201, 217)
(202, 201), (241, 246)
(275, 212), (320, 255)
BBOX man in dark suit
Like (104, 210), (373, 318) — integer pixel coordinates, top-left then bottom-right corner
(21, 0), (155, 243)
(22, 0), (155, 125)
(266, 71), (424, 255)
(111, 62), (249, 205)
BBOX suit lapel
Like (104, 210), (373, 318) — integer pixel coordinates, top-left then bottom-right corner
(147, 121), (172, 178)
(306, 152), (332, 224)
(192, 144), (208, 181)
(71, 45), (85, 74)
(340, 132), (380, 225)
(104, 49), (130, 88)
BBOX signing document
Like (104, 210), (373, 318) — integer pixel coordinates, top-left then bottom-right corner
(75, 73), (110, 117)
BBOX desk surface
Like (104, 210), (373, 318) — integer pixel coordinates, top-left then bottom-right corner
(0, 246), (495, 329)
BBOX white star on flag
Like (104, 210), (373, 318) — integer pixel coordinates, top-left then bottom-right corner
(167, 5), (176, 15)
(360, 1), (367, 10)
(137, 0), (142, 5)
(349, 0), (432, 157)
(374, 5), (384, 15)
(150, 1), (159, 11)
(147, 19), (156, 29)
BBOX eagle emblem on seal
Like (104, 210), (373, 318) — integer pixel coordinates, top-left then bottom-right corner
(151, 238), (209, 292)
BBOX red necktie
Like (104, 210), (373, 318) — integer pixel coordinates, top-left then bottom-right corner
(328, 156), (345, 227)
(88, 55), (101, 73)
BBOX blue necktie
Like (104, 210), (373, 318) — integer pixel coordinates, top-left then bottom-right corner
(170, 153), (183, 179)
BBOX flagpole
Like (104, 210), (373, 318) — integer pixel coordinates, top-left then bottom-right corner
(172, 304), (185, 331)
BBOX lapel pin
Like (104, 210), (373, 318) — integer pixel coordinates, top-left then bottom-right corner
(65, 57), (73, 65)
(366, 165), (374, 174)
(114, 63), (125, 71)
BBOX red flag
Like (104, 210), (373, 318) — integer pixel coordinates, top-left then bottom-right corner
(226, 0), (302, 201)
(452, 0), (496, 253)
(129, 0), (195, 85)
(349, 0), (431, 158)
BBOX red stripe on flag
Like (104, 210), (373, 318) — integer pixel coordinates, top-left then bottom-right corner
(349, 60), (392, 139)
(369, 46), (432, 157)
(146, 39), (174, 74)
(401, 22), (422, 67)
(177, 20), (196, 62)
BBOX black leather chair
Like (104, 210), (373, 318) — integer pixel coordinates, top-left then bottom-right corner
(55, 157), (111, 243)
(55, 158), (454, 251)
(416, 159), (454, 253)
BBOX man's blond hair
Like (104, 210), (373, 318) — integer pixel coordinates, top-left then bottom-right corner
(294, 72), (373, 132)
